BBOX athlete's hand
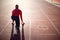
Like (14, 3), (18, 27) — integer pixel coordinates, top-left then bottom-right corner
(21, 21), (24, 25)
(22, 22), (25, 25)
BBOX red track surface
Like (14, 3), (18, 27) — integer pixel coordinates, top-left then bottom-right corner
(53, 0), (60, 2)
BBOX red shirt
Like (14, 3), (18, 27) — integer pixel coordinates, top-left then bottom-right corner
(12, 9), (23, 21)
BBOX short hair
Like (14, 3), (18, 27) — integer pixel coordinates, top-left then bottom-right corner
(15, 4), (19, 9)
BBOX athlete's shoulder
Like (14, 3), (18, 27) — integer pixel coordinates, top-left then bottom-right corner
(12, 9), (16, 11)
(18, 9), (22, 12)
(18, 9), (22, 11)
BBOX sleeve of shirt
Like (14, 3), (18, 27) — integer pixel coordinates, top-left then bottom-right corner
(11, 10), (13, 17)
(19, 10), (23, 22)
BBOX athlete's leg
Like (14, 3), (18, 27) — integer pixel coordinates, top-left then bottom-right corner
(11, 16), (15, 24)
(15, 17), (20, 30)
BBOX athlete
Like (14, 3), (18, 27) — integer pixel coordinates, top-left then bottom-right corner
(11, 5), (24, 30)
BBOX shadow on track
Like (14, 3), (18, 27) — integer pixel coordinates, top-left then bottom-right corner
(10, 23), (25, 40)
(22, 23), (25, 40)
(10, 23), (21, 40)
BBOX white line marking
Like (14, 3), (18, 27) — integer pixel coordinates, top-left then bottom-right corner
(29, 16), (31, 40)
(0, 21), (11, 35)
(45, 0), (60, 7)
(40, 34), (56, 35)
(40, 8), (60, 34)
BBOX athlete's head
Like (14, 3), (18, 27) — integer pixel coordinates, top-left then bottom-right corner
(15, 5), (19, 9)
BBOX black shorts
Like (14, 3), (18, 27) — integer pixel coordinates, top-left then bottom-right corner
(11, 16), (20, 28)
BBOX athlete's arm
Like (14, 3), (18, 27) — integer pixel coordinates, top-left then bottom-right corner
(20, 10), (23, 22)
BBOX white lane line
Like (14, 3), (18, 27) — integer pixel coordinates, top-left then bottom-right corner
(45, 0), (60, 7)
(0, 21), (11, 35)
(40, 34), (56, 35)
(40, 7), (60, 34)
(29, 16), (31, 40)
